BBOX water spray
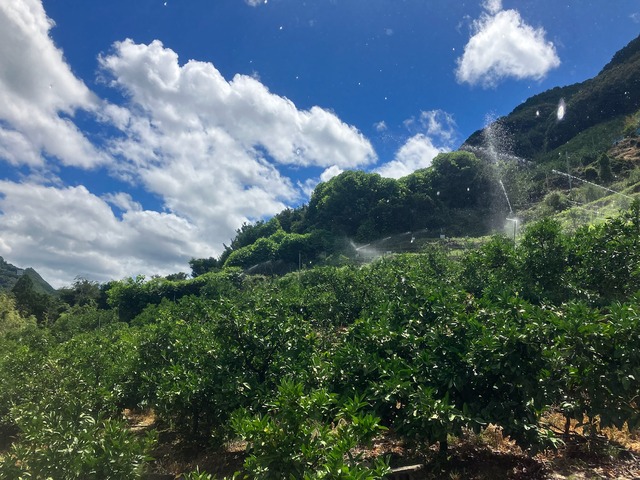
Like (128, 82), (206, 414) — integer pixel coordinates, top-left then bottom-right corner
(505, 217), (518, 243)
(461, 145), (532, 166)
(499, 179), (513, 214)
(551, 169), (632, 199)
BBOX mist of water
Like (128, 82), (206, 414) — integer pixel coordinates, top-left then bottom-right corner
(474, 119), (523, 215)
(349, 240), (382, 261)
(461, 144), (532, 166)
(348, 231), (429, 262)
(460, 145), (533, 166)
(551, 169), (632, 199)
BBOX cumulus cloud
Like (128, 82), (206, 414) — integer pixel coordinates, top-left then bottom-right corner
(404, 110), (458, 147)
(375, 134), (447, 179)
(320, 165), (344, 183)
(0, 128), (43, 167)
(375, 110), (455, 179)
(483, 0), (502, 15)
(97, 39), (376, 243)
(0, 181), (211, 287)
(99, 39), (375, 169)
(0, 0), (108, 168)
(374, 121), (388, 132)
(103, 192), (142, 213)
(455, 1), (560, 87)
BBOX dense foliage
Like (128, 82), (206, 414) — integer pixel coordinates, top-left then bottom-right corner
(187, 151), (505, 277)
(1, 204), (640, 477)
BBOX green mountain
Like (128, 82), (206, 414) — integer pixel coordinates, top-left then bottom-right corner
(463, 34), (640, 161)
(0, 256), (56, 296)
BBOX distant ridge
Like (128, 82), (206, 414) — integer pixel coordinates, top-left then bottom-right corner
(462, 34), (640, 161)
(0, 256), (56, 295)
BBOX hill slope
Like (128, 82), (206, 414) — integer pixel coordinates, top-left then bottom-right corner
(0, 256), (56, 295)
(462, 34), (640, 161)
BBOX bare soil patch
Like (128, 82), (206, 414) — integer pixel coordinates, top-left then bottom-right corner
(126, 410), (640, 479)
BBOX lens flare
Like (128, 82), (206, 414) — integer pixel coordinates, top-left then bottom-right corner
(557, 98), (566, 121)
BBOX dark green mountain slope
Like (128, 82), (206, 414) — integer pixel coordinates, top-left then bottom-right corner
(463, 34), (640, 160)
(0, 256), (55, 295)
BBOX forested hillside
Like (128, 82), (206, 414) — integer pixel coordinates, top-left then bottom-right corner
(0, 257), (55, 295)
(201, 151), (504, 276)
(463, 34), (640, 160)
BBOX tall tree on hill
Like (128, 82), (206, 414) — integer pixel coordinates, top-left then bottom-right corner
(429, 151), (491, 209)
(307, 171), (408, 241)
(58, 277), (101, 307)
(598, 153), (614, 183)
(11, 275), (53, 324)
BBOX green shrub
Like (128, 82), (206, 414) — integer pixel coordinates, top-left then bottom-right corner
(232, 379), (390, 479)
(0, 400), (156, 479)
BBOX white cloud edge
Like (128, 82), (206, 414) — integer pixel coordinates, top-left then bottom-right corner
(455, 2), (561, 88)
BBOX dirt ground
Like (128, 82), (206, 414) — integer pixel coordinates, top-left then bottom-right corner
(128, 410), (640, 479)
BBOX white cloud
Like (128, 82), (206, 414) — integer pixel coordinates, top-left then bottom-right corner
(0, 181), (211, 287)
(103, 192), (142, 212)
(483, 0), (502, 15)
(0, 127), (43, 166)
(97, 39), (376, 244)
(320, 165), (344, 182)
(455, 3), (560, 87)
(100, 39), (375, 169)
(375, 109), (456, 179)
(375, 134), (447, 179)
(245, 0), (264, 6)
(0, 0), (108, 168)
(407, 110), (457, 147)
(374, 121), (388, 132)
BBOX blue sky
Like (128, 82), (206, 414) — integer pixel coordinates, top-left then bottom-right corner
(0, 0), (638, 286)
